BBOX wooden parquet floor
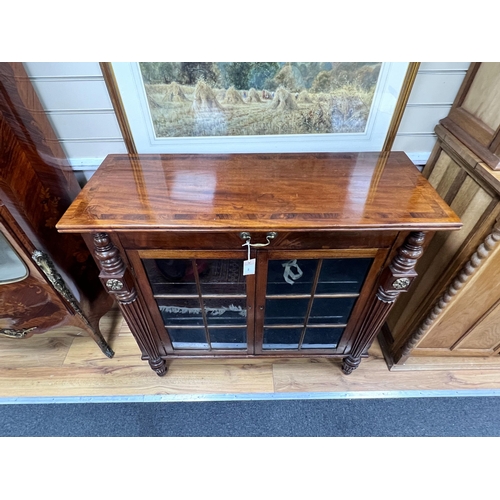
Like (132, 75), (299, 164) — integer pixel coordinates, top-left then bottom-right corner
(2, 309), (500, 399)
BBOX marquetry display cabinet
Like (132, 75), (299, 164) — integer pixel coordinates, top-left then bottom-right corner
(57, 153), (460, 376)
(0, 62), (114, 355)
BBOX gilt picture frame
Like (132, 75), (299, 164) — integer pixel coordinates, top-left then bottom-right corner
(106, 62), (415, 154)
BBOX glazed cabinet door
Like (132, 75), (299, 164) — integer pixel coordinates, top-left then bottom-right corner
(130, 246), (390, 358)
(132, 250), (255, 355)
(254, 249), (388, 355)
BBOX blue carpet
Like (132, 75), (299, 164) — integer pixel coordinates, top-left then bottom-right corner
(1, 396), (500, 436)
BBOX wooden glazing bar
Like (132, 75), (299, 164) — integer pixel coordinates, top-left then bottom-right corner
(265, 293), (360, 300)
(298, 259), (323, 349)
(262, 323), (347, 329)
(192, 258), (212, 351)
(154, 294), (246, 299)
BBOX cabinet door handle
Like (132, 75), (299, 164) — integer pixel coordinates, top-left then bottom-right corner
(240, 232), (277, 247)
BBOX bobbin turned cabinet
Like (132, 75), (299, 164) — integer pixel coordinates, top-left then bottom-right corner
(57, 153), (460, 376)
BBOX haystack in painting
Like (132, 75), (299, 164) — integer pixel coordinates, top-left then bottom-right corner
(192, 80), (223, 112)
(269, 86), (298, 111)
(162, 81), (188, 103)
(246, 88), (261, 103)
(223, 86), (245, 104)
(297, 90), (312, 103)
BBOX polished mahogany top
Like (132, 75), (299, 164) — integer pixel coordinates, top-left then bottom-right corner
(57, 152), (461, 233)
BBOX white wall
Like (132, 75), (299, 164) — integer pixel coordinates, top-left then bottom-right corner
(23, 62), (127, 182)
(393, 62), (470, 163)
(23, 62), (470, 180)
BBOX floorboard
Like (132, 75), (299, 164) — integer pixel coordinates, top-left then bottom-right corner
(2, 309), (500, 400)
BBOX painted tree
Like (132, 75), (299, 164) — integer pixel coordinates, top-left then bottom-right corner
(248, 63), (280, 90)
(180, 63), (221, 86)
(139, 62), (181, 84)
(224, 62), (253, 90)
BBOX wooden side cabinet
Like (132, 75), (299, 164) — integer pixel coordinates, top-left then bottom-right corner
(57, 153), (460, 376)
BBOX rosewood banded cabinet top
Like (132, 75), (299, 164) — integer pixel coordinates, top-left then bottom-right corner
(57, 152), (461, 233)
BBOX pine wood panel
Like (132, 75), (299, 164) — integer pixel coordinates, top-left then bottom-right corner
(427, 151), (460, 193)
(430, 155), (462, 202)
(440, 63), (500, 170)
(456, 301), (500, 351)
(418, 237), (500, 349)
(461, 62), (500, 131)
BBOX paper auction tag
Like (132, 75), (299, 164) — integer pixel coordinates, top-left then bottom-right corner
(243, 258), (256, 275)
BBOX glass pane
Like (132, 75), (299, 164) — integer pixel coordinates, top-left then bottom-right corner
(308, 297), (357, 324)
(263, 328), (302, 350)
(266, 259), (317, 295)
(199, 259), (246, 295)
(157, 298), (204, 326)
(316, 258), (372, 294)
(144, 259), (197, 295)
(209, 327), (247, 349)
(204, 297), (247, 325)
(0, 232), (28, 284)
(302, 327), (344, 349)
(168, 327), (208, 349)
(264, 298), (309, 325)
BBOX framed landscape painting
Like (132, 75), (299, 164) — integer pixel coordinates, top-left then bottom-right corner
(111, 62), (410, 153)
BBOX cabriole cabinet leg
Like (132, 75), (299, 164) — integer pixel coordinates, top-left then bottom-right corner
(92, 232), (167, 377)
(342, 231), (426, 375)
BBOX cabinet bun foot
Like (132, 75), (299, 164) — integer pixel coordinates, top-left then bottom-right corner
(342, 356), (361, 375)
(149, 358), (167, 377)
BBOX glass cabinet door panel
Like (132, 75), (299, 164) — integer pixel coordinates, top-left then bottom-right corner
(199, 259), (246, 295)
(157, 298), (204, 326)
(144, 259), (198, 295)
(308, 297), (357, 325)
(302, 327), (345, 349)
(264, 298), (309, 325)
(263, 328), (302, 349)
(209, 327), (247, 349)
(0, 232), (28, 284)
(167, 327), (209, 349)
(203, 297), (247, 325)
(266, 259), (317, 295)
(316, 258), (373, 294)
(142, 256), (249, 352)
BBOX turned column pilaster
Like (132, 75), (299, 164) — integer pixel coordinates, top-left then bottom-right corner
(342, 231), (426, 374)
(92, 232), (167, 376)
